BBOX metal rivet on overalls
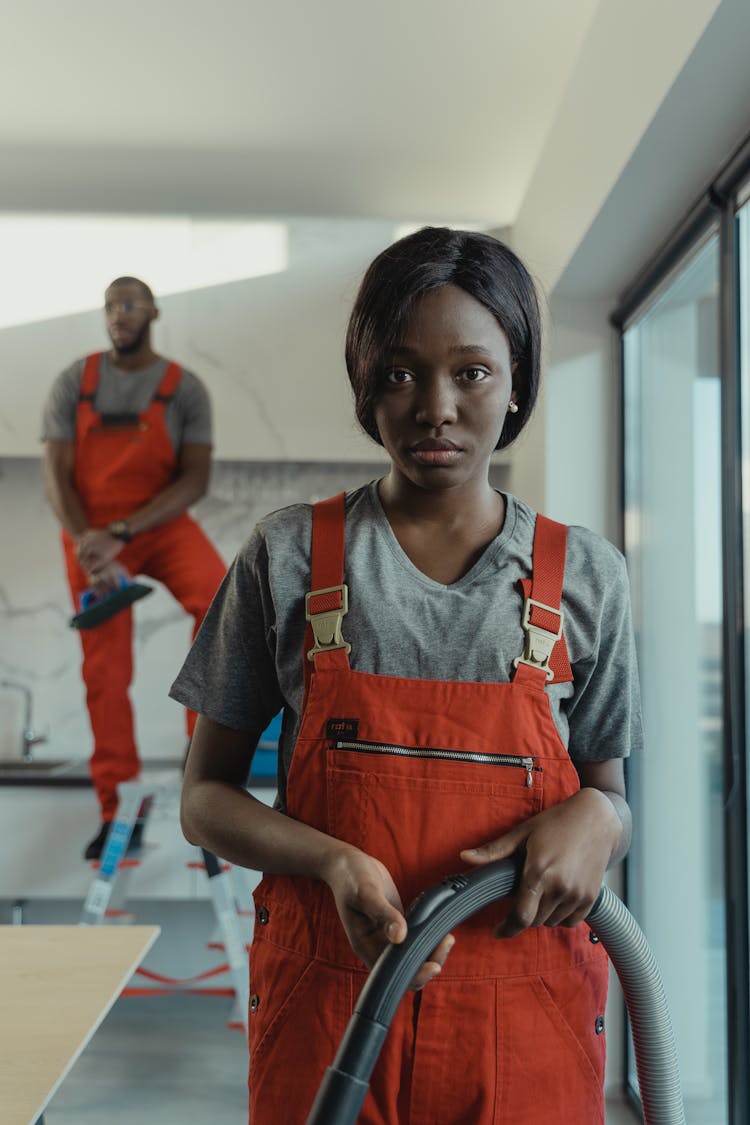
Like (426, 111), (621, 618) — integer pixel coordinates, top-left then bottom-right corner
(589, 930), (600, 944)
(595, 1015), (605, 1035)
(257, 906), (270, 925)
(250, 994), (260, 1012)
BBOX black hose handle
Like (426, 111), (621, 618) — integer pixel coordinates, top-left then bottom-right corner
(307, 860), (522, 1125)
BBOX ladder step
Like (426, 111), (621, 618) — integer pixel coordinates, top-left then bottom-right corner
(80, 780), (250, 1032)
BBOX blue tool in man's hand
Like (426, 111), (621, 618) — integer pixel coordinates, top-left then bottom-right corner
(70, 576), (153, 630)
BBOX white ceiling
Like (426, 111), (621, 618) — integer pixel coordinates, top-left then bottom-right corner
(0, 0), (601, 224)
(1, 0), (744, 301)
(556, 0), (750, 299)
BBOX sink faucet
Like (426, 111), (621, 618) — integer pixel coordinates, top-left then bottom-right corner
(0, 679), (48, 761)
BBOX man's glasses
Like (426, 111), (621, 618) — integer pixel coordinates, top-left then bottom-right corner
(104, 300), (152, 316)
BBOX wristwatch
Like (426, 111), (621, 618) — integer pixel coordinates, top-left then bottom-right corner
(108, 520), (133, 543)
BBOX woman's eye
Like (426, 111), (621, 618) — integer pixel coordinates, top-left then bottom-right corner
(461, 367), (490, 383)
(385, 369), (414, 385)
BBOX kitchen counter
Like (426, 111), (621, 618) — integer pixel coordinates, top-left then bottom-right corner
(0, 756), (276, 787)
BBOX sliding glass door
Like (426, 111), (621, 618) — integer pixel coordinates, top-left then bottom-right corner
(623, 233), (728, 1124)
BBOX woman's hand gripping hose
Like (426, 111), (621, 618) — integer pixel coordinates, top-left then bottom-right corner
(321, 844), (455, 989)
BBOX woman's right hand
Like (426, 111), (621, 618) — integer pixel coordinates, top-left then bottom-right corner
(320, 845), (455, 989)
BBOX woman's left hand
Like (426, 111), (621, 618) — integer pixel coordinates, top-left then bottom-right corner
(460, 787), (623, 938)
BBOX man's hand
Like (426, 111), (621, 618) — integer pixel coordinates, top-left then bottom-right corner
(76, 528), (123, 572)
(321, 845), (455, 989)
(85, 559), (131, 598)
(461, 787), (622, 938)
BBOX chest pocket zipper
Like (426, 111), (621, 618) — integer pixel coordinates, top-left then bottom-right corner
(333, 739), (539, 787)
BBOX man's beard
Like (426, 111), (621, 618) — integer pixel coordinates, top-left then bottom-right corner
(112, 319), (150, 356)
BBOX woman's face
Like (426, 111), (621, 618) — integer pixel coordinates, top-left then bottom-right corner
(373, 284), (515, 495)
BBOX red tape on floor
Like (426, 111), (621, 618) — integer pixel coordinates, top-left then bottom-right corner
(134, 963), (230, 985)
(123, 987), (235, 997)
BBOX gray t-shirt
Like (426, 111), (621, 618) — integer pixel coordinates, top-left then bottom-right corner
(171, 483), (643, 809)
(41, 354), (213, 453)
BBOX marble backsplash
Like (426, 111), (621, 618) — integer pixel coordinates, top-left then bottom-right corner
(0, 455), (389, 762)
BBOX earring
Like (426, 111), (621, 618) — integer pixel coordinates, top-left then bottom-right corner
(507, 400), (519, 414)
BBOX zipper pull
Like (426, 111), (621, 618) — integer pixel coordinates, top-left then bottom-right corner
(524, 758), (533, 787)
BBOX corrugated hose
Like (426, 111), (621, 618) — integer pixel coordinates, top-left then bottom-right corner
(305, 857), (685, 1125)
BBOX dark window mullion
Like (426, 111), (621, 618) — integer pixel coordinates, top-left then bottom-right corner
(719, 202), (750, 1125)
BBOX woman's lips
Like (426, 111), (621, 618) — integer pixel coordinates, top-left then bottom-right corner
(409, 440), (462, 466)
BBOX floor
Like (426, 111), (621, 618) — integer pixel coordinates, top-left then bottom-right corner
(44, 993), (247, 1124)
(41, 991), (643, 1125)
(4, 894), (703, 1125)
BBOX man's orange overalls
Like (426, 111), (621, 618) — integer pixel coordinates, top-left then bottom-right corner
(62, 352), (226, 819)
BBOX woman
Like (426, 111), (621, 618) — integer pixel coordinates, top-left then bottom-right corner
(173, 227), (642, 1124)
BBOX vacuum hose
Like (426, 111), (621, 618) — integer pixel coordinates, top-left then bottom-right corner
(305, 859), (685, 1125)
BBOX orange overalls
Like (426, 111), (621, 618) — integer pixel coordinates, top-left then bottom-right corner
(62, 352), (226, 819)
(248, 493), (609, 1125)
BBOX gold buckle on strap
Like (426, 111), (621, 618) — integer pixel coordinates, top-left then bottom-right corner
(305, 584), (351, 661)
(513, 597), (563, 682)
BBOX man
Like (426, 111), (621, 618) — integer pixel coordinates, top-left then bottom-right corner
(42, 277), (226, 859)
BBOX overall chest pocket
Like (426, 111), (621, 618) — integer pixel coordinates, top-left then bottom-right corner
(326, 739), (544, 919)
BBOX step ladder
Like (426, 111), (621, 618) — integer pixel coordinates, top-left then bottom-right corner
(79, 778), (251, 1033)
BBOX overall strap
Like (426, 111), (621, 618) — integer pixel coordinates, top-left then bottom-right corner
(151, 361), (182, 405)
(78, 352), (103, 403)
(513, 514), (573, 685)
(77, 356), (182, 413)
(303, 493), (351, 692)
(75, 353), (104, 444)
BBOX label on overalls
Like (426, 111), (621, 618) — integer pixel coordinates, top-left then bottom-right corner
(326, 718), (359, 741)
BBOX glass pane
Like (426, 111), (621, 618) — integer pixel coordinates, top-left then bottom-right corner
(624, 233), (727, 1123)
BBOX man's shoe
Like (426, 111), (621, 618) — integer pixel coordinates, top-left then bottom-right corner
(84, 819), (144, 861)
(84, 821), (111, 860)
(128, 820), (144, 852)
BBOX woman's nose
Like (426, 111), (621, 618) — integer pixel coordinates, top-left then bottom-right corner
(414, 376), (458, 427)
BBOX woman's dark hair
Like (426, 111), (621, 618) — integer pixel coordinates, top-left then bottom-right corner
(345, 227), (541, 449)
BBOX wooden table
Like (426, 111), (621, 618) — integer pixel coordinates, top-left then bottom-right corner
(0, 924), (160, 1125)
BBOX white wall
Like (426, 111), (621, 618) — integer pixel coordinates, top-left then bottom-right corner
(542, 294), (630, 1095)
(544, 296), (621, 544)
(0, 457), (391, 769)
(0, 217), (398, 462)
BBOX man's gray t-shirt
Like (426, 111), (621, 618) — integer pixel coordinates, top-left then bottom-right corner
(170, 483), (643, 810)
(41, 354), (213, 453)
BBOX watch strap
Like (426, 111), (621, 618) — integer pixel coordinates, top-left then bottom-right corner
(109, 520), (133, 543)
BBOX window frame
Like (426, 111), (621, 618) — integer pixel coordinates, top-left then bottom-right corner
(612, 136), (750, 1125)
